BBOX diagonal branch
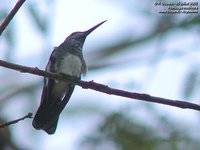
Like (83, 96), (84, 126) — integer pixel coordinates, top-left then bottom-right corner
(0, 113), (32, 128)
(0, 0), (26, 36)
(0, 59), (200, 111)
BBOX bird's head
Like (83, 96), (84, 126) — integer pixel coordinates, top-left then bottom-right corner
(63, 20), (107, 51)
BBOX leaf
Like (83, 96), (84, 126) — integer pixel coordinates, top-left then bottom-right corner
(182, 68), (200, 99)
(27, 5), (47, 33)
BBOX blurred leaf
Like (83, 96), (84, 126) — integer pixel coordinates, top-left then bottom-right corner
(87, 16), (173, 63)
(27, 5), (47, 33)
(180, 14), (200, 27)
(87, 14), (200, 71)
(4, 26), (15, 61)
(79, 112), (158, 150)
(79, 111), (200, 150)
(0, 6), (15, 60)
(87, 33), (156, 63)
(182, 67), (200, 99)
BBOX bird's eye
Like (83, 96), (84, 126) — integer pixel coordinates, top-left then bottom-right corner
(74, 41), (80, 47)
(71, 39), (81, 48)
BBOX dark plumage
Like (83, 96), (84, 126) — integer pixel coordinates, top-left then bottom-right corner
(32, 20), (106, 134)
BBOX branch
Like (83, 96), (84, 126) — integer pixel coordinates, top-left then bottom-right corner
(0, 0), (26, 36)
(0, 59), (200, 111)
(0, 113), (32, 128)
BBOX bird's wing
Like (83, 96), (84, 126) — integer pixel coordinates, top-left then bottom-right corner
(40, 82), (75, 135)
(56, 84), (75, 114)
(42, 47), (59, 105)
(55, 77), (81, 115)
(32, 48), (58, 131)
(32, 79), (56, 132)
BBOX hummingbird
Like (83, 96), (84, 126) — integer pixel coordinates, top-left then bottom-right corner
(32, 20), (106, 134)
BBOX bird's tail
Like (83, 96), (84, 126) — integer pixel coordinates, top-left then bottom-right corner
(32, 98), (59, 135)
(32, 86), (59, 135)
(32, 84), (75, 134)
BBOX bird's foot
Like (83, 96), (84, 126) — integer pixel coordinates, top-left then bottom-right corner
(59, 73), (80, 81)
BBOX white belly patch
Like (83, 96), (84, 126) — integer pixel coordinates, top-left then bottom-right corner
(59, 54), (82, 77)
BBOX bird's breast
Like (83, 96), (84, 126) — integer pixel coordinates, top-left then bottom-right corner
(59, 54), (82, 77)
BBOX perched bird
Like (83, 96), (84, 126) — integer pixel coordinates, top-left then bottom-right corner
(32, 20), (106, 134)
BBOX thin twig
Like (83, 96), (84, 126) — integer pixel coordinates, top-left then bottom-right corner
(0, 59), (200, 111)
(0, 113), (32, 128)
(0, 0), (26, 36)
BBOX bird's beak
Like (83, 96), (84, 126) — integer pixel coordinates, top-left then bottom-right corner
(84, 20), (107, 36)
